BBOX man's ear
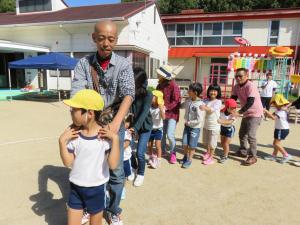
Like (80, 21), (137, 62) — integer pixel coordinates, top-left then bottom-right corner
(92, 32), (97, 43)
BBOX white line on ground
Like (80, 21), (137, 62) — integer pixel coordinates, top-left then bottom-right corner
(0, 136), (58, 146)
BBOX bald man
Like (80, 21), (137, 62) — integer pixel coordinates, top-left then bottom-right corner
(71, 20), (135, 225)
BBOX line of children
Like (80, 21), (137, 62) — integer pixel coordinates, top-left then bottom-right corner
(148, 90), (165, 169)
(201, 84), (223, 165)
(263, 94), (292, 164)
(218, 99), (237, 163)
(121, 114), (135, 200)
(181, 83), (205, 168)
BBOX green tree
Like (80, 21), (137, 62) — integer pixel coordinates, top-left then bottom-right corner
(0, 0), (15, 13)
(122, 0), (300, 13)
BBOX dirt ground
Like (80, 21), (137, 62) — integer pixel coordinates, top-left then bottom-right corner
(1, 100), (300, 225)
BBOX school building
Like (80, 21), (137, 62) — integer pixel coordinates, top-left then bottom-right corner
(0, 0), (168, 91)
(161, 8), (300, 92)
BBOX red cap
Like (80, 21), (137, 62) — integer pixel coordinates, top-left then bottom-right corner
(221, 98), (237, 112)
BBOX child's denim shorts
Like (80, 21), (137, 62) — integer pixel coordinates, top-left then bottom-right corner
(182, 126), (201, 148)
(68, 182), (106, 214)
(274, 129), (289, 140)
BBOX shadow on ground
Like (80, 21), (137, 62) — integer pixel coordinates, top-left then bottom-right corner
(29, 165), (70, 225)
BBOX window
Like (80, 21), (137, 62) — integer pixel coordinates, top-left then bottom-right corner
(19, 0), (52, 13)
(132, 52), (147, 70)
(150, 58), (160, 79)
(164, 22), (243, 46)
(269, 20), (280, 45)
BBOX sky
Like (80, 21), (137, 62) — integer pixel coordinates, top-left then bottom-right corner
(65, 0), (120, 7)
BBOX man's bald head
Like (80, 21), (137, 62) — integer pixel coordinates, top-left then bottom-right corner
(94, 20), (118, 36)
(92, 20), (118, 58)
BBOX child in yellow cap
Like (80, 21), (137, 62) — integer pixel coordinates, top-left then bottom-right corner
(263, 93), (292, 163)
(59, 89), (120, 225)
(148, 90), (165, 169)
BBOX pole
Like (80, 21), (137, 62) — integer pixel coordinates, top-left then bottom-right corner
(57, 69), (61, 101)
(8, 69), (12, 102)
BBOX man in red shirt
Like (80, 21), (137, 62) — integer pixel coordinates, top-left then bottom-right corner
(156, 65), (181, 164)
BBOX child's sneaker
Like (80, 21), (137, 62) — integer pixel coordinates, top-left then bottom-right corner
(182, 160), (192, 168)
(219, 156), (228, 164)
(203, 152), (210, 161)
(180, 154), (187, 164)
(169, 152), (177, 164)
(134, 175), (144, 187)
(264, 155), (276, 161)
(150, 157), (161, 169)
(203, 156), (214, 165)
(127, 172), (135, 181)
(109, 214), (124, 225)
(81, 211), (90, 224)
(279, 154), (292, 164)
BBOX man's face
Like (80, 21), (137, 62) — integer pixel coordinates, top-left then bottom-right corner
(267, 73), (272, 80)
(235, 70), (248, 85)
(92, 24), (117, 58)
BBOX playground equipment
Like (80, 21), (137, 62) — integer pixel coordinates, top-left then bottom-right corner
(227, 46), (294, 98)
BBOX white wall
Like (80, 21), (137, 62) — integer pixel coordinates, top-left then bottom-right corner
(279, 19), (300, 46)
(243, 20), (269, 46)
(169, 58), (195, 80)
(243, 18), (300, 46)
(127, 4), (169, 65)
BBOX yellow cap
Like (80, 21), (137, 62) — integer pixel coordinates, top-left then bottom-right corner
(152, 90), (164, 106)
(271, 93), (289, 106)
(63, 89), (104, 111)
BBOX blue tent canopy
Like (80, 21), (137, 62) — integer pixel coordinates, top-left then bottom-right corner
(8, 52), (78, 70)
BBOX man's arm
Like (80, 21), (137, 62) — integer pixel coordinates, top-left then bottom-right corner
(110, 63), (135, 134)
(71, 59), (89, 97)
(110, 96), (133, 133)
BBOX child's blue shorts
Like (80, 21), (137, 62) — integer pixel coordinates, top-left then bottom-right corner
(274, 129), (289, 140)
(182, 126), (201, 148)
(149, 128), (163, 141)
(220, 126), (235, 138)
(68, 182), (106, 214)
(123, 159), (132, 177)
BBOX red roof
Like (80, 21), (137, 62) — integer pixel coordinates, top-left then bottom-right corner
(168, 46), (296, 58)
(162, 8), (300, 23)
(0, 1), (155, 26)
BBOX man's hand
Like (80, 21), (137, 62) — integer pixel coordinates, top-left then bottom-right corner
(232, 110), (242, 118)
(59, 126), (80, 144)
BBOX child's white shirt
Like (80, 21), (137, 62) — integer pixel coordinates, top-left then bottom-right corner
(204, 99), (222, 130)
(150, 106), (165, 129)
(274, 109), (289, 129)
(67, 133), (110, 187)
(219, 112), (236, 128)
(124, 129), (132, 161)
